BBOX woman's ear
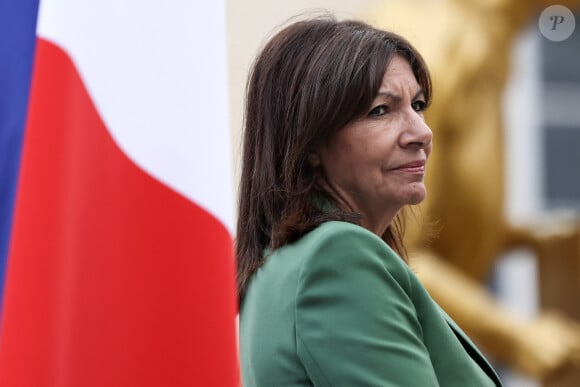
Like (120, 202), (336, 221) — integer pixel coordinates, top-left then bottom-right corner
(308, 152), (321, 167)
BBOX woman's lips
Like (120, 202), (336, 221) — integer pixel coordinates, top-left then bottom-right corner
(390, 160), (426, 174)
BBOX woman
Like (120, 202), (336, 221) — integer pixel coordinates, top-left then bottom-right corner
(237, 16), (503, 386)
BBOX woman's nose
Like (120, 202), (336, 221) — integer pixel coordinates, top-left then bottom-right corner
(400, 112), (432, 149)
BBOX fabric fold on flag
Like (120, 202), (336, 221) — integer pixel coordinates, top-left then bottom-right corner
(0, 1), (239, 386)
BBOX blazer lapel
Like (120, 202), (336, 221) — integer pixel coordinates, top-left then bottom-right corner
(438, 306), (504, 386)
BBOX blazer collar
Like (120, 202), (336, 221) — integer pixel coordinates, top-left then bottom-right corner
(437, 305), (504, 387)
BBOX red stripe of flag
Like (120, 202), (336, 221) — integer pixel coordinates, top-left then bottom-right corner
(0, 38), (239, 386)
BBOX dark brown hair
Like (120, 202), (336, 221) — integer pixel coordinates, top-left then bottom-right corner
(236, 15), (432, 300)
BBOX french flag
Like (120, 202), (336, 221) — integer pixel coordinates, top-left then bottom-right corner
(0, 0), (239, 386)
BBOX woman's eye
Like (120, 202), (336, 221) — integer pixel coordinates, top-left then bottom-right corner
(369, 105), (389, 116)
(411, 100), (427, 112)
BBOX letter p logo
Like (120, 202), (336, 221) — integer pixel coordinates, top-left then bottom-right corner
(550, 15), (565, 30)
(539, 5), (576, 41)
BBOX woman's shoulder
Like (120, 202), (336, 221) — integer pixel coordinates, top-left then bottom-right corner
(299, 221), (397, 258)
(295, 221), (412, 288)
(300, 220), (385, 248)
(257, 221), (413, 296)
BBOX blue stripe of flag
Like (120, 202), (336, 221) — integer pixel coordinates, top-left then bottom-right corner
(0, 0), (40, 317)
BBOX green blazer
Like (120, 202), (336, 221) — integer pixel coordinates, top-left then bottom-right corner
(240, 221), (503, 386)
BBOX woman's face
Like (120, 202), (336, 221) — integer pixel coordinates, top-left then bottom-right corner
(318, 55), (432, 234)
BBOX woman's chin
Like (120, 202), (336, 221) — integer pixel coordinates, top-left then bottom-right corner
(403, 185), (427, 205)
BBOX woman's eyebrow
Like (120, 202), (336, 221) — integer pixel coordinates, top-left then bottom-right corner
(412, 89), (425, 100)
(376, 92), (401, 103)
(375, 89), (425, 102)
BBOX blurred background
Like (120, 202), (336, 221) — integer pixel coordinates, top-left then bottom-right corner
(2, 1), (577, 385)
(227, 1), (580, 387)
